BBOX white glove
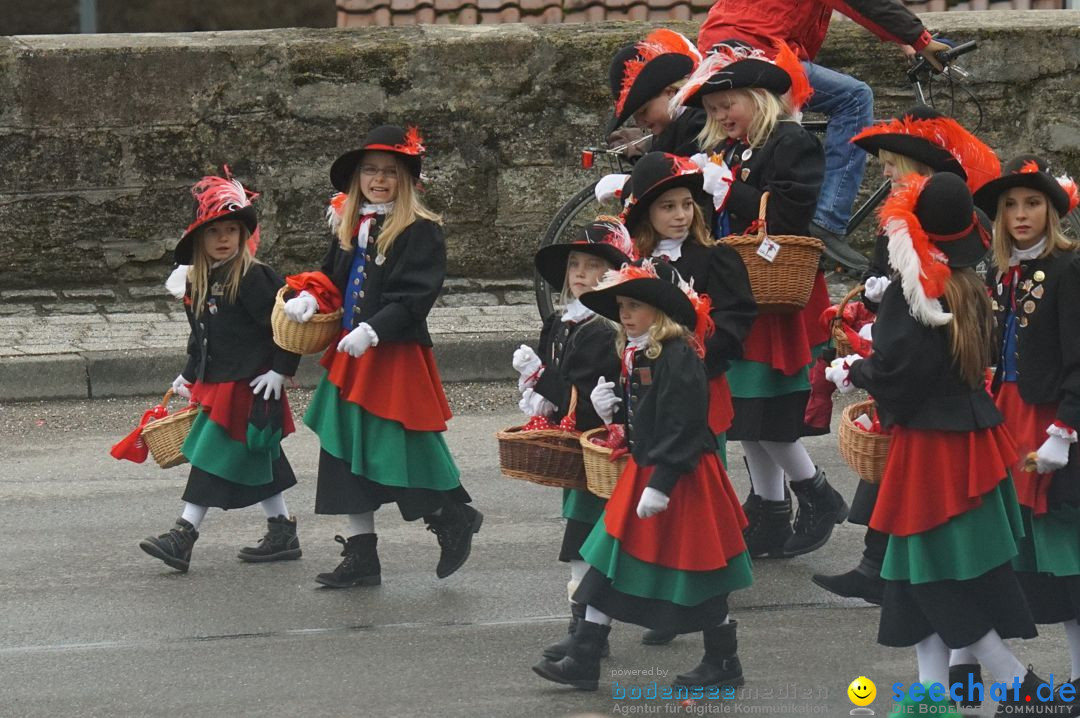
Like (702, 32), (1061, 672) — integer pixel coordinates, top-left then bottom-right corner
(513, 344), (542, 379)
(864, 276), (891, 303)
(857, 323), (874, 341)
(595, 173), (630, 205)
(636, 487), (670, 519)
(1035, 426), (1075, 473)
(691, 153), (734, 209)
(518, 388), (556, 418)
(824, 354), (861, 394)
(283, 291), (319, 323)
(171, 373), (192, 400)
(590, 376), (622, 425)
(250, 370), (287, 400)
(337, 322), (378, 358)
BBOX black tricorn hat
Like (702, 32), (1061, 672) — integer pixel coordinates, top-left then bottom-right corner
(580, 259), (698, 329)
(973, 154), (1075, 219)
(175, 171), (259, 265)
(330, 125), (425, 192)
(852, 105), (967, 178)
(674, 40), (791, 108)
(534, 219), (635, 290)
(621, 152), (704, 234)
(609, 29), (699, 133)
(914, 172), (987, 269)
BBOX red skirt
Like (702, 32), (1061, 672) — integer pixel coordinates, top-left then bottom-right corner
(870, 423), (1018, 537)
(190, 380), (296, 443)
(742, 272), (831, 375)
(321, 333), (452, 432)
(603, 453), (748, 572)
(708, 374), (734, 435)
(994, 381), (1058, 516)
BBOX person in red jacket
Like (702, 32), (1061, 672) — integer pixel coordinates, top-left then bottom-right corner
(697, 0), (949, 270)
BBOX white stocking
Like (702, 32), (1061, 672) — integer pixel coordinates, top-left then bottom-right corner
(964, 629), (1025, 685)
(585, 605), (612, 626)
(181, 502), (208, 530)
(759, 440), (817, 483)
(259, 492), (289, 519)
(742, 441), (786, 501)
(347, 512), (375, 536)
(1064, 619), (1080, 681)
(915, 633), (949, 689)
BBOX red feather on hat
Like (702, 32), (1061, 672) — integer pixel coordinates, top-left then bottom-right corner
(187, 166), (260, 254)
(1018, 160), (1041, 175)
(616, 29), (701, 118)
(594, 215), (637, 261)
(879, 173), (951, 302)
(394, 126), (425, 156)
(772, 41), (812, 111)
(1058, 174), (1080, 213)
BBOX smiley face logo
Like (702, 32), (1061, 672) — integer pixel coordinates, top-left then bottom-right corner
(848, 676), (876, 707)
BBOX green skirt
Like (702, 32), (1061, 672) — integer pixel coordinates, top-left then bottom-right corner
(563, 488), (605, 524)
(726, 358), (810, 399)
(183, 411), (279, 486)
(1013, 504), (1080, 577)
(304, 376), (460, 491)
(882, 480), (1024, 584)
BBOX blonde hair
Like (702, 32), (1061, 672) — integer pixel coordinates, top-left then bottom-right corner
(698, 88), (789, 151)
(632, 201), (713, 258)
(614, 308), (693, 360)
(189, 224), (257, 318)
(879, 149), (933, 179)
(991, 192), (1075, 275)
(557, 252), (618, 307)
(942, 268), (994, 388)
(337, 155), (442, 254)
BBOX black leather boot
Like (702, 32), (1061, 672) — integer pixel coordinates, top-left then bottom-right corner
(139, 518), (199, 573)
(811, 567), (884, 605)
(994, 667), (1068, 716)
(543, 603), (610, 661)
(641, 628), (677, 645)
(425, 503), (483, 579)
(532, 619), (610, 691)
(949, 663), (982, 709)
(673, 621), (744, 688)
(238, 515), (302, 562)
(783, 468), (849, 557)
(315, 534), (381, 588)
(743, 496), (793, 559)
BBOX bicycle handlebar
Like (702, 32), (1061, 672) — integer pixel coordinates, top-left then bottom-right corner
(906, 39), (978, 82)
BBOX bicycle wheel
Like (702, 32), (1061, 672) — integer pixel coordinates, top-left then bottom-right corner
(533, 180), (605, 319)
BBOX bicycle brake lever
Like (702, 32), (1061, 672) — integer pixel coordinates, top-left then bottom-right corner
(608, 133), (654, 155)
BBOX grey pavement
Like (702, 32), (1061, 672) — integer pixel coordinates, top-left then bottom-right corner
(0, 390), (1069, 717)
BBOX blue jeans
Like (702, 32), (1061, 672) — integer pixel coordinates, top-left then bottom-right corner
(801, 61), (874, 236)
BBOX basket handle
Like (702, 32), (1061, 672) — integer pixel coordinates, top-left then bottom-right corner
(837, 283), (865, 314)
(562, 386), (578, 431)
(160, 388), (175, 407)
(753, 192), (770, 240)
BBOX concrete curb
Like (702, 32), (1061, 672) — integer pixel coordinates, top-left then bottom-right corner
(0, 333), (528, 402)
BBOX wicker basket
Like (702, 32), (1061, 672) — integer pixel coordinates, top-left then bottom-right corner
(580, 427), (628, 499)
(495, 388), (586, 490)
(830, 283), (865, 357)
(720, 192), (824, 313)
(141, 389), (199, 469)
(837, 399), (891, 485)
(271, 285), (344, 355)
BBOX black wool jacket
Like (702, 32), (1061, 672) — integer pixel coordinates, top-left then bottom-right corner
(620, 338), (716, 495)
(848, 282), (1001, 431)
(653, 108), (707, 159)
(182, 262), (301, 383)
(320, 217), (445, 346)
(720, 121), (825, 237)
(667, 241), (757, 377)
(989, 249), (1080, 429)
(534, 313), (621, 432)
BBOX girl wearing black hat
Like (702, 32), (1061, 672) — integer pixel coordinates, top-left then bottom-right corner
(827, 172), (1060, 715)
(672, 42), (846, 561)
(811, 106), (1000, 608)
(284, 125), (483, 588)
(953, 156), (1080, 706)
(532, 260), (752, 692)
(607, 29), (706, 159)
(139, 171), (303, 573)
(515, 218), (633, 664)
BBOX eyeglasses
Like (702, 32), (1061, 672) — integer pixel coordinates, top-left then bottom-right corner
(359, 165), (398, 179)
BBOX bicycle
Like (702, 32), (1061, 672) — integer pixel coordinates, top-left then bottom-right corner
(534, 39), (1080, 319)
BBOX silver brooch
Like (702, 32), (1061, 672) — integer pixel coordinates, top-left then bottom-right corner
(375, 254), (386, 266)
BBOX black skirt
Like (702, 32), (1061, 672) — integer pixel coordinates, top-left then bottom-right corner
(877, 562), (1037, 648)
(729, 390), (825, 442)
(573, 567), (730, 634)
(313, 449), (471, 522)
(558, 519), (595, 563)
(1016, 571), (1080, 625)
(181, 452), (297, 510)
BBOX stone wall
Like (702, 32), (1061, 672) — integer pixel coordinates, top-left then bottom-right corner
(0, 12), (1078, 290)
